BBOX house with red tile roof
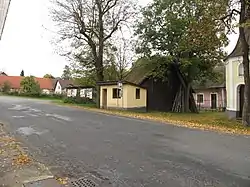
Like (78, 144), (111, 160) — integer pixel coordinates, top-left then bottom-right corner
(0, 71), (7, 76)
(0, 76), (54, 94)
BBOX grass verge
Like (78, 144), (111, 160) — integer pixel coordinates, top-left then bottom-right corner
(0, 94), (62, 101)
(53, 100), (250, 135)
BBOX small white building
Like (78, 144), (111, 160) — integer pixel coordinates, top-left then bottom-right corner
(66, 86), (94, 99)
(54, 80), (74, 95)
(225, 30), (250, 119)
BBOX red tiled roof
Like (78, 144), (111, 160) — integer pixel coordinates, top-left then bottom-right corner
(0, 76), (54, 90)
(35, 77), (54, 90)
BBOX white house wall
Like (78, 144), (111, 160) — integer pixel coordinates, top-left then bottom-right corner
(226, 56), (246, 118)
(67, 89), (77, 97)
(42, 89), (51, 94)
(80, 88), (93, 99)
(67, 88), (93, 99)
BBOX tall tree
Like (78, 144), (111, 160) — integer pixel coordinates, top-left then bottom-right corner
(112, 36), (133, 80)
(135, 0), (228, 112)
(239, 0), (250, 126)
(43, 74), (55, 79)
(1, 81), (11, 93)
(61, 65), (71, 80)
(20, 70), (24, 76)
(20, 76), (41, 95)
(51, 0), (137, 105)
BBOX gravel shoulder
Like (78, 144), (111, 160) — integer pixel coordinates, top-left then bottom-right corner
(0, 123), (55, 187)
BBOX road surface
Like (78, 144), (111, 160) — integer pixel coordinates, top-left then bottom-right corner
(0, 96), (250, 187)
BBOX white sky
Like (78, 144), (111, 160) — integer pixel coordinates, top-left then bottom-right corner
(0, 0), (238, 77)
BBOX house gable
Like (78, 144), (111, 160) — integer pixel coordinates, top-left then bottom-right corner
(226, 28), (250, 60)
(0, 72), (7, 76)
(54, 81), (62, 94)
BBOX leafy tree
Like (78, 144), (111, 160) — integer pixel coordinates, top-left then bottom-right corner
(135, 0), (228, 112)
(20, 70), (24, 76)
(51, 0), (137, 106)
(20, 76), (41, 95)
(1, 81), (11, 93)
(61, 65), (71, 80)
(43, 74), (55, 79)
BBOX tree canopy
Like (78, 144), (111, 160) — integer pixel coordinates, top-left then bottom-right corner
(1, 81), (11, 93)
(20, 76), (41, 95)
(135, 0), (228, 83)
(61, 65), (72, 80)
(20, 70), (24, 77)
(51, 0), (137, 82)
(43, 74), (55, 79)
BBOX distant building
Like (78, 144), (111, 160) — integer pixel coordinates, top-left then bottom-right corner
(0, 71), (7, 76)
(193, 83), (226, 111)
(0, 76), (54, 94)
(53, 79), (74, 95)
(192, 66), (226, 111)
(66, 85), (94, 99)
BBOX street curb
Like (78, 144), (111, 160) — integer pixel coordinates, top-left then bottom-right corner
(22, 175), (54, 185)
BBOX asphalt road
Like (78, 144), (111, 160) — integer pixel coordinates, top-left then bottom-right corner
(0, 96), (250, 187)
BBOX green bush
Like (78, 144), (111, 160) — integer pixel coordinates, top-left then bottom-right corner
(39, 93), (64, 99)
(63, 97), (94, 104)
(20, 76), (41, 96)
(5, 91), (64, 100)
(8, 91), (19, 96)
(1, 81), (11, 93)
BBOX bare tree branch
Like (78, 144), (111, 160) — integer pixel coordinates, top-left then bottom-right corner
(51, 0), (137, 83)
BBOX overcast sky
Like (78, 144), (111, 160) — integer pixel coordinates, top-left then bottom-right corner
(0, 0), (238, 77)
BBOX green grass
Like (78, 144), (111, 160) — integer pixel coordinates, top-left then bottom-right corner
(147, 111), (244, 129)
(52, 100), (96, 108)
(0, 93), (62, 101)
(52, 101), (249, 135)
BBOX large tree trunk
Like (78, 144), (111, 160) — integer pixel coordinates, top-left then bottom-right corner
(96, 2), (104, 108)
(184, 83), (191, 112)
(240, 0), (250, 126)
(95, 58), (104, 108)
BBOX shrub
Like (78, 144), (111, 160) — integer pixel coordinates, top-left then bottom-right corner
(39, 93), (64, 99)
(20, 76), (41, 96)
(63, 97), (94, 104)
(8, 91), (19, 96)
(1, 81), (11, 93)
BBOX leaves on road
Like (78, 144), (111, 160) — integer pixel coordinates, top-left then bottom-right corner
(58, 102), (250, 135)
(56, 177), (68, 185)
(13, 154), (32, 166)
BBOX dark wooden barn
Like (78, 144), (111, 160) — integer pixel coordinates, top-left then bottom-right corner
(124, 59), (197, 113)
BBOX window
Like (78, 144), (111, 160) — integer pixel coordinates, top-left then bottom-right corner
(239, 63), (244, 76)
(197, 94), (204, 104)
(136, 88), (140, 99)
(113, 88), (121, 98)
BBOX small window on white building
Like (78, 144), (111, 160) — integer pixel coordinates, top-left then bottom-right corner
(197, 94), (204, 104)
(239, 63), (244, 76)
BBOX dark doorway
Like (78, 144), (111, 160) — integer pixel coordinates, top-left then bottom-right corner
(211, 94), (217, 109)
(239, 85), (245, 118)
(102, 89), (107, 109)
